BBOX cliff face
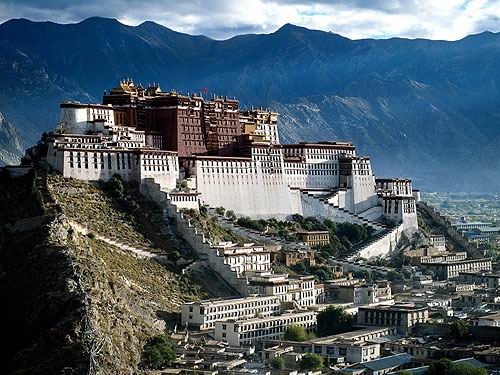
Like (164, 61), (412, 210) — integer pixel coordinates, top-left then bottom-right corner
(0, 170), (211, 374)
(0, 112), (23, 165)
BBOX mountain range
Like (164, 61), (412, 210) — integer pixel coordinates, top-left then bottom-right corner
(0, 17), (499, 191)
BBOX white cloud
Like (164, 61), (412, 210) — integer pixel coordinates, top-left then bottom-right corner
(1, 0), (500, 40)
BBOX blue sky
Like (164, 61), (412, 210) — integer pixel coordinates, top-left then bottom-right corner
(1, 0), (500, 40)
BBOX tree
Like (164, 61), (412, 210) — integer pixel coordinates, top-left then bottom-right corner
(142, 334), (176, 369)
(317, 306), (356, 336)
(427, 358), (453, 375)
(451, 319), (469, 339)
(215, 206), (226, 216)
(106, 174), (125, 198)
(226, 210), (236, 221)
(427, 359), (487, 375)
(283, 324), (310, 342)
(299, 353), (323, 370)
(449, 363), (487, 375)
(270, 357), (285, 369)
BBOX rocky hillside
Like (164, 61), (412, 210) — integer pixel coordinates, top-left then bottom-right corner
(1, 18), (500, 190)
(0, 169), (222, 374)
(0, 112), (23, 166)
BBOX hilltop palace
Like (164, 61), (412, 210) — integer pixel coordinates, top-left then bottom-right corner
(45, 80), (418, 254)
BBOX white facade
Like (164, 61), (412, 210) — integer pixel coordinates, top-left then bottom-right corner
(59, 102), (114, 134)
(214, 311), (317, 347)
(213, 243), (272, 276)
(181, 295), (281, 330)
(428, 235), (446, 251)
(247, 273), (316, 307)
(471, 313), (500, 327)
(168, 191), (200, 211)
(186, 142), (418, 235)
(46, 132), (178, 192)
(311, 339), (380, 363)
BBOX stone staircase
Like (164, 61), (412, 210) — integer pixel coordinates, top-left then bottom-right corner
(141, 179), (248, 296)
(34, 167), (56, 210)
(300, 190), (403, 260)
(207, 207), (308, 251)
(329, 258), (395, 275)
(301, 190), (387, 232)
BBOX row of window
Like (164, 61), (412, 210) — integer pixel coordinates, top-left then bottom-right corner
(234, 315), (316, 332)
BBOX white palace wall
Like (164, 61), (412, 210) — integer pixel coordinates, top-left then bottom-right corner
(47, 143), (178, 192)
(194, 157), (294, 219)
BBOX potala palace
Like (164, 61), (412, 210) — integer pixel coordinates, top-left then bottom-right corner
(22, 79), (500, 372)
(44, 79), (418, 260)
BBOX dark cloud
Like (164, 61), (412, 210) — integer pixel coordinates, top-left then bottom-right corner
(1, 0), (499, 40)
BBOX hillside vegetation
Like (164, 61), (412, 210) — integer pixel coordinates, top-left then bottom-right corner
(0, 170), (215, 374)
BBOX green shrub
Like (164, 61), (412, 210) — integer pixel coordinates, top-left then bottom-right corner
(226, 210), (236, 221)
(142, 334), (176, 369)
(451, 319), (469, 339)
(283, 324), (311, 342)
(215, 207), (226, 216)
(317, 306), (356, 336)
(106, 174), (125, 199)
(270, 357), (285, 369)
(299, 353), (323, 370)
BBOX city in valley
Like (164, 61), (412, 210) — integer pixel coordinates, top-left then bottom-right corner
(2, 78), (498, 374)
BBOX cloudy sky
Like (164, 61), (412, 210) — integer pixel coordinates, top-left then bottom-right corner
(1, 0), (500, 40)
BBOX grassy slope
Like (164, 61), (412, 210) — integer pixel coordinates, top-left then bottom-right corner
(1, 170), (229, 374)
(45, 173), (212, 373)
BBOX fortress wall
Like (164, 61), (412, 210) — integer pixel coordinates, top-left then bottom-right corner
(141, 179), (251, 296)
(59, 149), (140, 182)
(289, 188), (304, 216)
(48, 146), (178, 191)
(350, 159), (378, 213)
(401, 212), (418, 234)
(358, 206), (384, 221)
(139, 153), (178, 192)
(205, 249), (249, 296)
(195, 159), (293, 219)
(353, 224), (402, 260)
(284, 160), (340, 190)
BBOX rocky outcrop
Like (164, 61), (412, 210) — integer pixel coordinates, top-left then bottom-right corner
(0, 169), (209, 374)
(0, 112), (23, 166)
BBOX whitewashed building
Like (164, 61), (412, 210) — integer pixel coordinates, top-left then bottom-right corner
(214, 310), (317, 347)
(181, 296), (281, 330)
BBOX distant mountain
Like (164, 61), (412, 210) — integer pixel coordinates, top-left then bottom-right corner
(0, 17), (499, 191)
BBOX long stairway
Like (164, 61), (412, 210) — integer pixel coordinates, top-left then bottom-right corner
(207, 207), (308, 250)
(300, 190), (402, 260)
(301, 190), (387, 232)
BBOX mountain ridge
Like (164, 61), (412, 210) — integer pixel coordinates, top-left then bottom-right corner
(0, 17), (499, 191)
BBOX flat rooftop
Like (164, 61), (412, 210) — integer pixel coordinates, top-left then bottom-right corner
(184, 295), (279, 306)
(359, 303), (427, 312)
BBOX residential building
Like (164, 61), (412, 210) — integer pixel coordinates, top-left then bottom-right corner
(296, 230), (330, 247)
(471, 312), (500, 327)
(343, 353), (413, 375)
(459, 271), (500, 289)
(357, 304), (429, 333)
(419, 257), (492, 280)
(428, 235), (446, 251)
(214, 311), (317, 347)
(181, 296), (281, 330)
